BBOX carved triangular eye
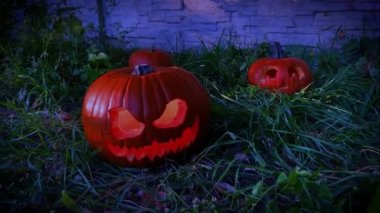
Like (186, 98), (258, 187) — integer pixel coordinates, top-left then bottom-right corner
(259, 68), (280, 88)
(153, 98), (188, 129)
(266, 69), (277, 78)
(109, 107), (145, 140)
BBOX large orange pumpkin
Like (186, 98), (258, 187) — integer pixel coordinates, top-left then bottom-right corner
(128, 48), (172, 67)
(81, 65), (210, 166)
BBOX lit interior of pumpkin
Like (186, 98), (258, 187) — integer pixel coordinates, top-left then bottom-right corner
(109, 107), (145, 140)
(153, 98), (188, 129)
(106, 116), (200, 161)
(106, 98), (197, 162)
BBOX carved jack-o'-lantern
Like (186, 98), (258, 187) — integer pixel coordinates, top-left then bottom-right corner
(81, 65), (210, 166)
(247, 42), (312, 95)
(128, 48), (172, 67)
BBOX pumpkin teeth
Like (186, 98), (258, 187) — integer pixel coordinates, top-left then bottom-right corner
(177, 136), (186, 151)
(127, 148), (138, 162)
(144, 145), (156, 161)
(153, 142), (166, 158)
(105, 138), (127, 157)
(126, 153), (134, 162)
(105, 117), (200, 163)
(168, 140), (178, 153)
(134, 148), (146, 161)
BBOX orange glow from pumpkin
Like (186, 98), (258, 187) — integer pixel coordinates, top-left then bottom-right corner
(109, 107), (145, 140)
(153, 98), (188, 128)
(106, 117), (200, 162)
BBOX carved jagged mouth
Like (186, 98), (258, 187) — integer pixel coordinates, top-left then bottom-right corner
(105, 117), (200, 162)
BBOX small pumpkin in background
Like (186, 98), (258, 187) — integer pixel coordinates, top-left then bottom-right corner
(247, 42), (312, 95)
(128, 47), (172, 67)
(81, 64), (210, 166)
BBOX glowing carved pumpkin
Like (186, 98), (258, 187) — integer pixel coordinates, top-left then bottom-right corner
(128, 48), (172, 67)
(247, 42), (312, 95)
(81, 65), (210, 166)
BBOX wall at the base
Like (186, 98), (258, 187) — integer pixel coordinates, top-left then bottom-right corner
(50, 0), (380, 50)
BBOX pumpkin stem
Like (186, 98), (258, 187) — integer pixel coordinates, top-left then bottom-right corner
(132, 64), (154, 76)
(269, 41), (285, 59)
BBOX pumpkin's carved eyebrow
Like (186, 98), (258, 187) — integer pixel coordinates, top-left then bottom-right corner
(109, 107), (145, 140)
(153, 98), (188, 129)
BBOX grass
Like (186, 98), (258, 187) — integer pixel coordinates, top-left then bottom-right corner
(1, 8), (380, 212)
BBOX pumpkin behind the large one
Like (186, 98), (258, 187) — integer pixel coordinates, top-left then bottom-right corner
(128, 48), (172, 67)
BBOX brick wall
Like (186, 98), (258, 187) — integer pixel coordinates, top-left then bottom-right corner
(53, 0), (380, 50)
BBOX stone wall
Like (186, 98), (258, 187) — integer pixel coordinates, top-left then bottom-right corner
(52, 0), (380, 50)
